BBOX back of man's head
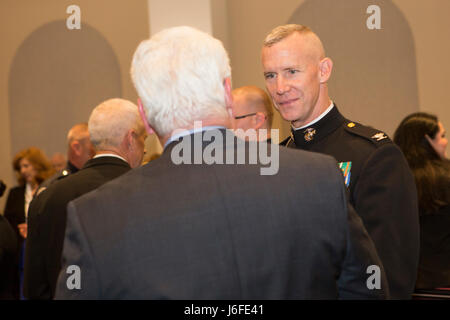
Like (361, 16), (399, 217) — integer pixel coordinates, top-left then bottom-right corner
(232, 86), (274, 130)
(88, 98), (146, 168)
(131, 26), (232, 137)
(67, 123), (94, 169)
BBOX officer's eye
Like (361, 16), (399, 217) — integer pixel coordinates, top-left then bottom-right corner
(264, 73), (275, 80)
(287, 69), (298, 75)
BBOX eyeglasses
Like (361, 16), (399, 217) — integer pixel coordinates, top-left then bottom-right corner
(234, 112), (257, 120)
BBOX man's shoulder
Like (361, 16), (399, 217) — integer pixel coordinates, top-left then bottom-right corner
(340, 121), (393, 149)
(71, 165), (140, 204)
(7, 185), (25, 195)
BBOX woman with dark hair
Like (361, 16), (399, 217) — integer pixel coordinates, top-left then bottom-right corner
(3, 147), (54, 299)
(394, 112), (450, 289)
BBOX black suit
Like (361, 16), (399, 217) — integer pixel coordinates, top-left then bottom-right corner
(55, 129), (388, 299)
(39, 161), (80, 190)
(3, 185), (26, 299)
(0, 215), (18, 299)
(416, 205), (450, 289)
(3, 186), (27, 236)
(281, 105), (420, 299)
(23, 156), (131, 299)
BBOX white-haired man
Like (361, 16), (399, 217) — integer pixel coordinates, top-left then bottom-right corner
(55, 26), (387, 299)
(23, 98), (146, 299)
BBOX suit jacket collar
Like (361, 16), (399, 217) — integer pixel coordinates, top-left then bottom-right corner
(66, 161), (79, 174)
(82, 156), (130, 170)
(291, 104), (346, 148)
(163, 128), (230, 154)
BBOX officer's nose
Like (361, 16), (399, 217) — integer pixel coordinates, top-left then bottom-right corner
(276, 76), (289, 95)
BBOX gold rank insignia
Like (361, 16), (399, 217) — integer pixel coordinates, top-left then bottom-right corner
(303, 128), (316, 142)
(347, 122), (355, 128)
(372, 132), (388, 141)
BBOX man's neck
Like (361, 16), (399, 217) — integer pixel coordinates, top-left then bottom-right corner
(160, 116), (232, 147)
(291, 95), (332, 129)
(257, 128), (271, 142)
(94, 151), (128, 163)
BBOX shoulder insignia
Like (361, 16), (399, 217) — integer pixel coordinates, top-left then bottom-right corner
(371, 132), (388, 141)
(344, 121), (392, 147)
(56, 171), (71, 181)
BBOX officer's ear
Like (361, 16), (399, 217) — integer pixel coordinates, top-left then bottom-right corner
(319, 57), (333, 83)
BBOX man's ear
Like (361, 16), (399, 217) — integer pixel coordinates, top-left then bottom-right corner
(138, 99), (155, 135)
(71, 140), (81, 156)
(319, 57), (333, 83)
(128, 129), (137, 148)
(224, 77), (233, 118)
(254, 112), (266, 130)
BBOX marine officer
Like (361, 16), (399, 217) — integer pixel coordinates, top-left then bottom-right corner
(261, 24), (420, 299)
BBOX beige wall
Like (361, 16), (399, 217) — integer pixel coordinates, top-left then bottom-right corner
(2, 0), (450, 210)
(0, 0), (149, 210)
(224, 0), (450, 140)
(149, 0), (212, 35)
(392, 0), (450, 126)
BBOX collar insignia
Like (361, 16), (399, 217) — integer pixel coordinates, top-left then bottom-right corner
(303, 128), (316, 142)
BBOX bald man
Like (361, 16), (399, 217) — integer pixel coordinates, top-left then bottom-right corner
(232, 86), (274, 142)
(65, 123), (95, 174)
(24, 98), (147, 299)
(50, 153), (66, 172)
(39, 123), (95, 191)
(262, 24), (419, 299)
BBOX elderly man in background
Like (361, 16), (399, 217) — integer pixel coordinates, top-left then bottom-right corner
(39, 123), (95, 190)
(24, 98), (146, 299)
(232, 86), (274, 142)
(49, 153), (66, 172)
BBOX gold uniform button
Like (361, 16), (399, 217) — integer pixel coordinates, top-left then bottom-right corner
(347, 122), (355, 128)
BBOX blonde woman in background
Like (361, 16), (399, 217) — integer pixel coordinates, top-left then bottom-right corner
(3, 147), (53, 299)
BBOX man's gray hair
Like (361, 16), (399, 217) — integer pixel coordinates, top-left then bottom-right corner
(263, 24), (313, 47)
(88, 98), (144, 151)
(67, 123), (89, 145)
(131, 26), (231, 137)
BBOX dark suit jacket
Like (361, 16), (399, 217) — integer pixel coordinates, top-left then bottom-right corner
(0, 215), (18, 299)
(23, 156), (131, 299)
(3, 186), (26, 236)
(3, 185), (26, 299)
(55, 129), (388, 299)
(281, 105), (420, 299)
(416, 205), (450, 289)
